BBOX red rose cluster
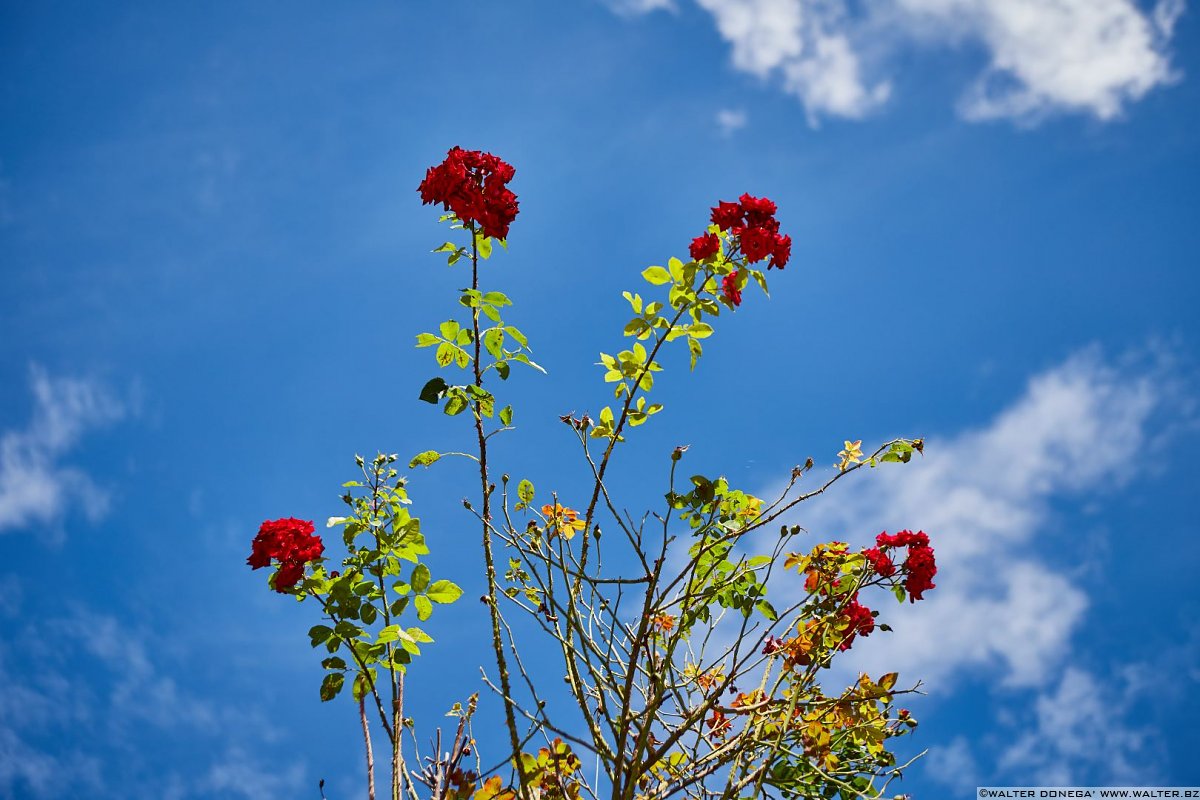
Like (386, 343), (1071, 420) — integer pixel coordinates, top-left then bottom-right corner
(869, 530), (937, 601)
(418, 147), (519, 241)
(247, 517), (324, 592)
(838, 596), (876, 651)
(708, 193), (791, 270)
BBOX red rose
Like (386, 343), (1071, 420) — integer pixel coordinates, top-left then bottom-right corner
(722, 270), (742, 306)
(418, 147), (519, 241)
(690, 232), (720, 261)
(738, 192), (777, 220)
(739, 226), (774, 263)
(876, 530), (928, 549)
(770, 234), (791, 270)
(904, 544), (937, 601)
(862, 547), (896, 577)
(710, 201), (744, 231)
(247, 517), (324, 593)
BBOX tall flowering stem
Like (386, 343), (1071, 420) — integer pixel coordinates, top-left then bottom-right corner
(416, 146), (534, 795)
(469, 221), (527, 792)
(247, 453), (469, 800)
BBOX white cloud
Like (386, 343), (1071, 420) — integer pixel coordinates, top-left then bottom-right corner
(614, 0), (1184, 123)
(0, 729), (102, 800)
(0, 366), (124, 535)
(766, 347), (1175, 689)
(203, 748), (307, 800)
(740, 346), (1186, 785)
(695, 0), (890, 121)
(716, 107), (749, 135)
(604, 0), (677, 15)
(922, 736), (980, 793)
(920, 0), (1184, 122)
(0, 603), (300, 799)
(998, 666), (1163, 784)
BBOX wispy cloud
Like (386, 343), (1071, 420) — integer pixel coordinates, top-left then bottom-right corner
(750, 345), (1188, 783)
(0, 366), (125, 537)
(203, 748), (307, 800)
(613, 0), (1184, 124)
(925, 0), (1184, 123)
(695, 0), (890, 123)
(997, 665), (1164, 784)
(604, 0), (678, 16)
(779, 347), (1178, 688)
(715, 108), (748, 135)
(0, 602), (304, 799)
(922, 736), (980, 793)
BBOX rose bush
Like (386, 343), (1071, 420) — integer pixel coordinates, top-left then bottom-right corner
(248, 146), (937, 800)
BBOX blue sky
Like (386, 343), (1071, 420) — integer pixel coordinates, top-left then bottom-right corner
(2, 1), (1199, 797)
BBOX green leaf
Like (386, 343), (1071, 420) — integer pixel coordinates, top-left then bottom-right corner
(756, 599), (778, 621)
(509, 352), (546, 373)
(419, 377), (448, 404)
(517, 479), (535, 505)
(407, 627), (434, 643)
(435, 342), (456, 368)
(444, 393), (468, 416)
(689, 323), (714, 339)
(411, 564), (431, 593)
(624, 318), (649, 338)
(439, 320), (460, 340)
(377, 625), (401, 644)
(499, 405), (513, 426)
(482, 291), (511, 307)
(414, 595), (433, 621)
(483, 328), (504, 359)
(477, 235), (493, 260)
(750, 269), (770, 296)
(415, 333), (439, 348)
(308, 625), (334, 647)
(426, 579), (464, 604)
(642, 266), (671, 285)
(320, 672), (344, 702)
(459, 288), (482, 307)
(409, 450), (441, 468)
(504, 326), (528, 347)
